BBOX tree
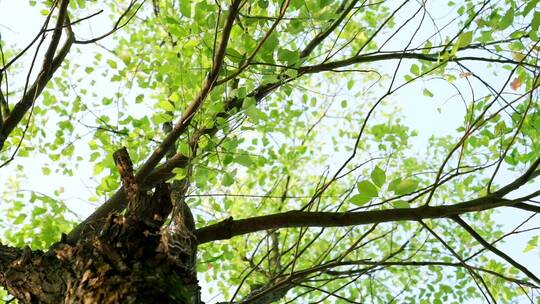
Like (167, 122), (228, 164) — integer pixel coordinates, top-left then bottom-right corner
(0, 0), (539, 302)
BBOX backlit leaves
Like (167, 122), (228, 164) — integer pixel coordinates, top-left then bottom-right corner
(350, 180), (379, 206)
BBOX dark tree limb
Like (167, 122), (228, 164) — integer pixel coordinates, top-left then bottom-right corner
(65, 153), (189, 244)
(195, 160), (540, 245)
(512, 203), (540, 213)
(299, 52), (539, 75)
(194, 194), (529, 245)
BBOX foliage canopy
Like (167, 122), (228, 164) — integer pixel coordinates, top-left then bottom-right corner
(0, 0), (539, 303)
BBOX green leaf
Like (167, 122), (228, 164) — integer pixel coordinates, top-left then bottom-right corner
(347, 79), (354, 90)
(532, 11), (540, 31)
(107, 59), (118, 69)
(153, 112), (174, 124)
(178, 141), (193, 157)
(423, 88), (434, 97)
(357, 180), (379, 198)
(245, 106), (265, 122)
(180, 1), (191, 18)
(170, 92), (181, 103)
(235, 154), (253, 167)
(172, 167), (187, 180)
(277, 48), (299, 65)
(349, 194), (371, 206)
(500, 8), (514, 30)
(410, 64), (420, 76)
(237, 87), (247, 99)
(370, 166), (386, 188)
(524, 1), (538, 16)
(14, 214), (27, 224)
(455, 32), (473, 51)
(157, 100), (175, 112)
(524, 236), (538, 253)
(222, 172), (235, 186)
(392, 200), (409, 208)
(394, 179), (419, 195)
(164, 16), (179, 25)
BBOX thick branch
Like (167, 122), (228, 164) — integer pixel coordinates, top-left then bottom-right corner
(292, 260), (538, 288)
(0, 243), (22, 276)
(195, 195), (517, 244)
(299, 52), (537, 75)
(512, 202), (540, 213)
(65, 152), (188, 244)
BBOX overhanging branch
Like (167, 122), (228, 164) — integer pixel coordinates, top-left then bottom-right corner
(195, 195), (516, 244)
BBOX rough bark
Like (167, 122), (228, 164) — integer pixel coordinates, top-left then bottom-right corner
(0, 148), (201, 303)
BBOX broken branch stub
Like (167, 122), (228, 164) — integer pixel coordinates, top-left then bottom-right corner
(113, 147), (172, 228)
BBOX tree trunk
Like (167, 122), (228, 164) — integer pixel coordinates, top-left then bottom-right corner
(1, 211), (200, 304)
(1, 150), (200, 303)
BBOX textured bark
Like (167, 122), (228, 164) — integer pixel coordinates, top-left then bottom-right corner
(60, 213), (199, 304)
(0, 245), (69, 303)
(0, 152), (201, 303)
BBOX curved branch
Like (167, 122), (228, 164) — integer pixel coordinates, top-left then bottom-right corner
(196, 159), (540, 245)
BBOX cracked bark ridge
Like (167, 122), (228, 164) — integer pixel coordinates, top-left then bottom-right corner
(1, 148), (201, 303)
(59, 147), (198, 303)
(0, 245), (69, 303)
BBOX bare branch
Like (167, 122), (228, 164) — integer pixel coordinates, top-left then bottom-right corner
(452, 216), (540, 285)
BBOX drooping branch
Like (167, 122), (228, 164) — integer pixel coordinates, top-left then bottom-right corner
(196, 153), (540, 246)
(299, 52), (538, 75)
(285, 259), (539, 289)
(452, 215), (540, 285)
